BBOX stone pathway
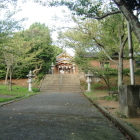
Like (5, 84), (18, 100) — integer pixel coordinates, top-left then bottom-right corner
(0, 92), (127, 140)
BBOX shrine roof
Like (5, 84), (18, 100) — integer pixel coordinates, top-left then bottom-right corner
(56, 51), (73, 59)
(56, 59), (72, 65)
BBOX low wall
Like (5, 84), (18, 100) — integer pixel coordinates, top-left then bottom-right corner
(119, 85), (140, 118)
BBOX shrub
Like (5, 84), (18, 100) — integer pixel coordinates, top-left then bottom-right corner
(92, 83), (103, 89)
(13, 68), (29, 79)
(0, 71), (6, 79)
(91, 83), (108, 90)
(104, 68), (118, 76)
(0, 63), (6, 79)
(110, 86), (118, 91)
(135, 69), (140, 75)
(37, 73), (45, 81)
(101, 95), (118, 101)
(123, 68), (130, 75)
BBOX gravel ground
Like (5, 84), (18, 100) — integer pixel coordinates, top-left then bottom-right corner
(0, 92), (127, 140)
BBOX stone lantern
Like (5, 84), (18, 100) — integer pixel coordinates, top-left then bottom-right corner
(27, 70), (35, 92)
(85, 70), (93, 92)
(51, 62), (55, 74)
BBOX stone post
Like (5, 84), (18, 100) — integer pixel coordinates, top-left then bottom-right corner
(51, 62), (55, 74)
(27, 70), (34, 92)
(119, 85), (140, 118)
(85, 71), (93, 92)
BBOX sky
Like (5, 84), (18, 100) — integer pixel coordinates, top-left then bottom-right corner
(14, 0), (75, 55)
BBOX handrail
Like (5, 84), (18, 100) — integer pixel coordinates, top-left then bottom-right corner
(59, 74), (63, 92)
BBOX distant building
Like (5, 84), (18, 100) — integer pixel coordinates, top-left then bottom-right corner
(81, 52), (134, 69)
(53, 51), (78, 74)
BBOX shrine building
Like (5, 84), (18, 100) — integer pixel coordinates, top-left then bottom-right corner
(52, 51), (78, 74)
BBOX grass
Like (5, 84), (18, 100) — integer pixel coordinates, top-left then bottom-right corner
(84, 91), (94, 96)
(84, 81), (119, 101)
(127, 123), (140, 132)
(84, 91), (100, 100)
(115, 111), (127, 119)
(91, 83), (104, 89)
(85, 90), (106, 100)
(100, 95), (119, 101)
(0, 84), (40, 103)
(84, 89), (119, 101)
(0, 97), (18, 103)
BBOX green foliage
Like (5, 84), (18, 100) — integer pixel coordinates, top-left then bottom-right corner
(84, 91), (93, 96)
(49, 0), (115, 19)
(91, 82), (108, 90)
(84, 91), (100, 100)
(0, 0), (25, 50)
(0, 97), (17, 103)
(37, 73), (45, 82)
(58, 13), (138, 88)
(135, 69), (140, 75)
(115, 111), (127, 118)
(0, 71), (6, 79)
(0, 63), (6, 79)
(58, 14), (125, 88)
(0, 62), (33, 80)
(0, 22), (62, 80)
(92, 83), (104, 89)
(123, 68), (130, 75)
(101, 68), (118, 76)
(49, 0), (140, 43)
(18, 22), (62, 79)
(12, 67), (30, 79)
(126, 123), (139, 132)
(110, 86), (118, 91)
(101, 95), (118, 101)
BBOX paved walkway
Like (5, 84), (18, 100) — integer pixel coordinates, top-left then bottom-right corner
(0, 92), (127, 140)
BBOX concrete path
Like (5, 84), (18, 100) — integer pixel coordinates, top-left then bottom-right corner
(0, 92), (127, 140)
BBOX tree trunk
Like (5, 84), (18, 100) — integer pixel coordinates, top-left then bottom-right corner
(118, 52), (123, 87)
(9, 67), (12, 91)
(113, 0), (140, 42)
(101, 75), (110, 90)
(5, 67), (9, 85)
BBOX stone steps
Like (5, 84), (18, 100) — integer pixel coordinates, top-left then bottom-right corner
(40, 74), (81, 92)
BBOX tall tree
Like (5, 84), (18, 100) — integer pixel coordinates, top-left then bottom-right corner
(58, 14), (139, 87)
(18, 22), (62, 80)
(2, 34), (41, 90)
(0, 0), (24, 44)
(47, 0), (140, 42)
(113, 0), (140, 42)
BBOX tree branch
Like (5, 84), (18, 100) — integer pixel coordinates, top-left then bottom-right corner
(85, 10), (121, 19)
(113, 0), (140, 42)
(93, 37), (119, 66)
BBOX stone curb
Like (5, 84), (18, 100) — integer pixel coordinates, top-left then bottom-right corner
(0, 99), (18, 107)
(84, 94), (140, 140)
(0, 94), (36, 107)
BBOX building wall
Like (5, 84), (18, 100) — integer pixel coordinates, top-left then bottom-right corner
(90, 60), (101, 68)
(54, 67), (58, 74)
(90, 59), (134, 69)
(53, 65), (79, 74)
